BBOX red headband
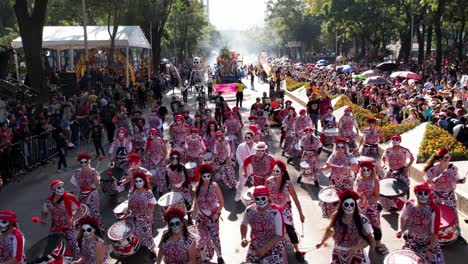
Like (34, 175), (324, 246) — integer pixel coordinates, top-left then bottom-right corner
(338, 189), (360, 201)
(175, 115), (184, 121)
(0, 210), (17, 224)
(248, 116), (257, 121)
(366, 117), (377, 123)
(170, 150), (182, 157)
(78, 216), (99, 228)
(190, 127), (199, 133)
(359, 161), (375, 169)
(149, 128), (158, 135)
(273, 160), (287, 171)
(303, 127), (314, 132)
(413, 182), (431, 193)
(299, 109), (306, 115)
(128, 152), (141, 163)
(436, 147), (448, 157)
(253, 185), (270, 197)
(77, 152), (91, 161)
(335, 137), (347, 144)
(50, 179), (64, 190)
(164, 206), (186, 222)
(390, 134), (402, 141)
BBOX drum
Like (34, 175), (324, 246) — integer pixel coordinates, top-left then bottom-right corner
(113, 200), (129, 220)
(185, 162), (198, 182)
(323, 128), (339, 145)
(379, 178), (409, 198)
(188, 225), (214, 262)
(100, 167), (125, 194)
(73, 204), (89, 225)
(203, 152), (214, 165)
(294, 142), (301, 151)
(438, 204), (460, 245)
(108, 221), (140, 257)
(318, 187), (340, 218)
(384, 249), (425, 264)
(26, 234), (66, 263)
(241, 187), (256, 206)
(355, 156), (376, 163)
(157, 192), (185, 213)
(299, 161), (313, 178)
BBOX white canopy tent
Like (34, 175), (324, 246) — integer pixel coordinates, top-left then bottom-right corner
(11, 26), (151, 87)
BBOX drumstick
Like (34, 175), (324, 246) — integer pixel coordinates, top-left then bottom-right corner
(241, 236), (257, 247)
(301, 222), (304, 238)
(95, 155), (105, 171)
(31, 217), (47, 224)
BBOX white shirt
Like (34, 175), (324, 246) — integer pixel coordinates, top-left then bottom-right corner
(236, 141), (257, 167)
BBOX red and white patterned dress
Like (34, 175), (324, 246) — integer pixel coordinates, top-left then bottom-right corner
(128, 190), (157, 252)
(166, 165), (191, 203)
(203, 132), (217, 153)
(213, 140), (236, 188)
(159, 234), (194, 264)
(225, 118), (242, 143)
(361, 128), (380, 159)
(300, 134), (322, 182)
(80, 236), (109, 264)
(195, 182), (220, 257)
(327, 154), (356, 191)
(354, 177), (380, 228)
(109, 138), (132, 171)
(243, 154), (275, 186)
(242, 205), (287, 264)
(132, 129), (147, 156)
(282, 115), (296, 151)
(185, 135), (206, 166)
(338, 115), (358, 141)
(71, 168), (100, 220)
(170, 124), (190, 152)
(400, 200), (445, 264)
(295, 115), (312, 137)
(145, 137), (167, 194)
(424, 164), (462, 209)
(331, 216), (372, 264)
(266, 177), (294, 225)
(0, 228), (26, 264)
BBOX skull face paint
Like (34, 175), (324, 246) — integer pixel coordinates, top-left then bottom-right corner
(391, 139), (401, 146)
(273, 165), (282, 177)
(134, 177), (145, 189)
(256, 149), (266, 157)
(118, 131), (125, 138)
(201, 173), (211, 182)
(80, 159), (89, 168)
(255, 196), (269, 208)
(416, 191), (430, 204)
(169, 218), (182, 233)
(342, 198), (355, 215)
(361, 167), (372, 177)
(55, 184), (65, 196)
(81, 224), (95, 238)
(0, 220), (10, 232)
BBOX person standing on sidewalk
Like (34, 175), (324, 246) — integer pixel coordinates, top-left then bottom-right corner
(100, 102), (116, 143)
(306, 93), (321, 134)
(53, 126), (68, 173)
(250, 71), (255, 91)
(90, 116), (105, 158)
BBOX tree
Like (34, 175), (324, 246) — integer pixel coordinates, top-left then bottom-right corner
(14, 0), (49, 103)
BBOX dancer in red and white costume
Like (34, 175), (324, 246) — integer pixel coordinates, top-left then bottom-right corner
(148, 107), (163, 135)
(213, 131), (236, 189)
(121, 153), (152, 190)
(0, 210), (26, 264)
(183, 110), (195, 127)
(42, 180), (83, 260)
(243, 142), (275, 186)
(169, 114), (190, 153)
(166, 150), (192, 214)
(132, 120), (147, 157)
(203, 121), (218, 153)
(235, 131), (257, 201)
(76, 216), (109, 264)
(231, 106), (244, 140)
(321, 138), (358, 191)
(127, 171), (157, 258)
(358, 118), (383, 162)
(321, 107), (337, 130)
(223, 110), (242, 148)
(240, 185), (287, 264)
(381, 134), (414, 211)
(71, 153), (101, 221)
(316, 190), (374, 264)
(157, 207), (197, 264)
(424, 147), (465, 221)
(109, 127), (132, 171)
(191, 164), (225, 264)
(338, 106), (360, 149)
(281, 107), (296, 155)
(144, 128), (167, 196)
(397, 182), (445, 264)
(265, 160), (305, 262)
(184, 127), (206, 166)
(193, 114), (206, 137)
(295, 109), (312, 135)
(298, 126), (322, 185)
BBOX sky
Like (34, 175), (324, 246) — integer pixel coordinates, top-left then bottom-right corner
(208, 0), (266, 30)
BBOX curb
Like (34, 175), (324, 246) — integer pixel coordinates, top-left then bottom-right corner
(285, 91), (468, 218)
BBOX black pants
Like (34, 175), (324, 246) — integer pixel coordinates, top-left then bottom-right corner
(57, 148), (67, 170)
(104, 122), (115, 143)
(236, 92), (243, 107)
(215, 108), (223, 124)
(285, 223), (299, 244)
(93, 139), (105, 156)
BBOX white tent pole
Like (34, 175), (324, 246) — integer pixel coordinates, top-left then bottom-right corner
(70, 49), (74, 71)
(126, 46), (130, 88)
(14, 51), (20, 82)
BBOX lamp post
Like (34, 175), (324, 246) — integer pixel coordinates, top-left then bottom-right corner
(81, 0), (90, 90)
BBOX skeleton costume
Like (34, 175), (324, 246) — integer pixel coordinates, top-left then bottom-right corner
(166, 150), (192, 207)
(203, 120), (218, 153)
(241, 186), (287, 264)
(126, 152), (153, 191)
(169, 114), (190, 153)
(295, 109), (312, 136)
(109, 127), (133, 171)
(128, 172), (157, 254)
(300, 127), (322, 182)
(338, 107), (359, 149)
(184, 127), (206, 166)
(42, 180), (81, 260)
(399, 183), (445, 264)
(224, 111), (242, 146)
(321, 107), (337, 129)
(381, 134), (414, 210)
(282, 108), (296, 152)
(327, 138), (356, 191)
(213, 131), (236, 189)
(144, 128), (167, 194)
(78, 217), (109, 264)
(243, 142), (275, 186)
(0, 210), (26, 264)
(361, 118), (381, 160)
(70, 153), (101, 221)
(232, 106), (244, 140)
(132, 123), (147, 157)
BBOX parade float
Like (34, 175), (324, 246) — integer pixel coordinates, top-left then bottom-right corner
(213, 48), (244, 94)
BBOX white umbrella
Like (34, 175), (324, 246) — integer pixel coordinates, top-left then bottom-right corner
(361, 70), (381, 77)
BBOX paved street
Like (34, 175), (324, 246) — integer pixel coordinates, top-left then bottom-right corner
(1, 79), (467, 264)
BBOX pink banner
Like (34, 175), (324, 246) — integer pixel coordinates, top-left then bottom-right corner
(214, 83), (237, 94)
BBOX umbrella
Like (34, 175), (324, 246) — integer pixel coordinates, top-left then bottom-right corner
(304, 63), (315, 68)
(316, 59), (329, 66)
(376, 62), (397, 71)
(390, 71), (421, 80)
(363, 76), (391, 85)
(361, 70), (381, 77)
(341, 65), (357, 73)
(352, 74), (367, 80)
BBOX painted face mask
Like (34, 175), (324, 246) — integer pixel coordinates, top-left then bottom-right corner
(81, 224), (95, 238)
(342, 198), (355, 215)
(416, 191), (430, 204)
(171, 155), (179, 165)
(336, 144), (345, 152)
(55, 184), (65, 196)
(118, 131), (125, 138)
(0, 220), (10, 232)
(256, 149), (266, 157)
(201, 173), (211, 182)
(169, 218), (182, 233)
(442, 154), (451, 162)
(134, 177), (145, 188)
(255, 196), (269, 208)
(361, 167), (372, 177)
(244, 135), (252, 142)
(273, 165), (282, 177)
(80, 159), (88, 168)
(392, 139), (401, 146)
(149, 134), (156, 139)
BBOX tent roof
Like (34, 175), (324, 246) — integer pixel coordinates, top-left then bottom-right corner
(11, 26), (151, 49)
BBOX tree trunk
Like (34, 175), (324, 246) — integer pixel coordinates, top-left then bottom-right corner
(151, 29), (162, 74)
(434, 0), (447, 72)
(426, 25), (432, 58)
(14, 0), (49, 103)
(417, 26), (425, 65)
